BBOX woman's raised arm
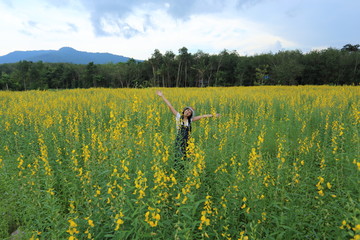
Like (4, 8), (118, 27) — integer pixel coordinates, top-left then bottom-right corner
(156, 91), (178, 116)
(192, 113), (220, 121)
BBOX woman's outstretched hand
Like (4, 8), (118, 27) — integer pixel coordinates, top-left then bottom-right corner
(156, 91), (163, 97)
(156, 90), (163, 97)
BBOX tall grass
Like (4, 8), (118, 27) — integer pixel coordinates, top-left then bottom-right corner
(0, 86), (359, 239)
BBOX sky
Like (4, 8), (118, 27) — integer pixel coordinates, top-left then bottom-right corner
(0, 0), (359, 60)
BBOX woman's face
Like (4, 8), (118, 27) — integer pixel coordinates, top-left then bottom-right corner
(184, 108), (193, 117)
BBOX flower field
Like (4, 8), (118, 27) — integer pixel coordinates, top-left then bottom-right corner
(0, 86), (359, 239)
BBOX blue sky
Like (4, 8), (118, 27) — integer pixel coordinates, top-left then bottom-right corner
(0, 0), (359, 60)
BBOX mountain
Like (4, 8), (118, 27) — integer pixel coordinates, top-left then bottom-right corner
(0, 47), (136, 64)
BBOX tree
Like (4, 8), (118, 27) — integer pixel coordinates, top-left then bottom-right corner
(2, 45), (360, 89)
(148, 49), (163, 87)
(341, 44), (360, 52)
(124, 59), (141, 87)
(192, 50), (211, 87)
(213, 50), (225, 86)
(163, 51), (176, 87)
(86, 62), (97, 87)
(271, 50), (304, 85)
(63, 64), (80, 89)
(176, 47), (192, 87)
(0, 72), (10, 90)
(30, 61), (47, 89)
(16, 61), (32, 90)
(255, 64), (270, 86)
(341, 44), (360, 84)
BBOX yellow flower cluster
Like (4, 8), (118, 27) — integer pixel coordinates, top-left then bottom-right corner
(0, 86), (358, 239)
(114, 212), (124, 231)
(66, 219), (79, 240)
(340, 221), (360, 240)
(237, 231), (249, 240)
(248, 148), (261, 176)
(38, 136), (52, 176)
(145, 207), (161, 227)
(133, 170), (148, 201)
(199, 195), (213, 230)
(84, 217), (95, 239)
(316, 176), (333, 197)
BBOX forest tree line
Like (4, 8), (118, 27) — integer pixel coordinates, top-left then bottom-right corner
(0, 44), (359, 90)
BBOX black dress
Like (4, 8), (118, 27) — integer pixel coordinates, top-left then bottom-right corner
(174, 118), (191, 168)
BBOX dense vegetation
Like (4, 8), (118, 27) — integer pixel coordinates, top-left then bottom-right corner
(0, 44), (359, 90)
(1, 87), (359, 239)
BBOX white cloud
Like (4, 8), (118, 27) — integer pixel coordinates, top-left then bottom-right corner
(0, 0), (359, 60)
(0, 0), (296, 60)
(120, 12), (296, 58)
(0, 0), (91, 53)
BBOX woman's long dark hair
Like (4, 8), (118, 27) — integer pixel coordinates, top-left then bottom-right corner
(180, 107), (193, 131)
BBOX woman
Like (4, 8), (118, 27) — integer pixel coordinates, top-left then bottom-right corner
(156, 90), (220, 167)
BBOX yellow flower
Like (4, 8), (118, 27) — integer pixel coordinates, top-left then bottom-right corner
(353, 224), (360, 232)
(238, 231), (249, 240)
(114, 214), (124, 231)
(69, 219), (77, 228)
(47, 188), (55, 195)
(88, 219), (95, 228)
(353, 235), (360, 240)
(149, 221), (158, 227)
(262, 212), (267, 221)
(144, 207), (161, 227)
(154, 213), (161, 221)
